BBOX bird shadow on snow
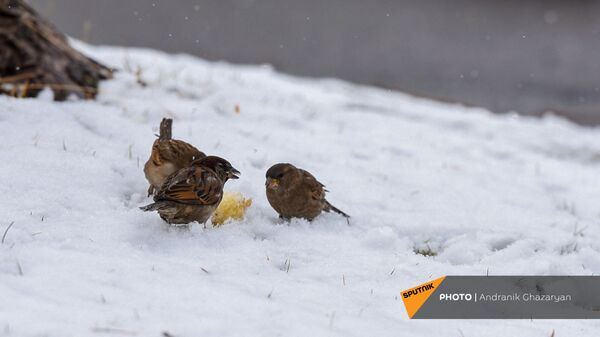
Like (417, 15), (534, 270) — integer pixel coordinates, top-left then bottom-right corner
(124, 204), (269, 251)
(125, 216), (215, 254)
(125, 204), (354, 257)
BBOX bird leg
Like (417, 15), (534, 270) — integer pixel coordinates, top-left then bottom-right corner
(147, 185), (154, 197)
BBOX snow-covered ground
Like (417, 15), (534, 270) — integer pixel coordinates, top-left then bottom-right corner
(1, 43), (600, 336)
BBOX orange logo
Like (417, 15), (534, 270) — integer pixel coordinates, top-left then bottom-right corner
(401, 277), (446, 318)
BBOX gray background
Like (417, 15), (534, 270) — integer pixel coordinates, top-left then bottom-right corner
(29, 0), (600, 125)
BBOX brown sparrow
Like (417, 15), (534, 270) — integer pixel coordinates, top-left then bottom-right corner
(140, 156), (240, 225)
(265, 163), (349, 221)
(144, 118), (205, 196)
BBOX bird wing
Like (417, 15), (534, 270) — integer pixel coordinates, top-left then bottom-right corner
(298, 169), (327, 201)
(155, 166), (223, 206)
(153, 139), (206, 165)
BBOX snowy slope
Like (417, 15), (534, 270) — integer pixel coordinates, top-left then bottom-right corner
(1, 43), (600, 336)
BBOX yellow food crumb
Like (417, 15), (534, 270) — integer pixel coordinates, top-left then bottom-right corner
(212, 191), (252, 226)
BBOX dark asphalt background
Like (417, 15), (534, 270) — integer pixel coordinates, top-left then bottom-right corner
(29, 0), (600, 126)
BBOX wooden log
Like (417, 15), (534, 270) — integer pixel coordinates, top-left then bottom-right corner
(0, 0), (112, 100)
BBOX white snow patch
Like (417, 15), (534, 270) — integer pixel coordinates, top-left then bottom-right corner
(1, 43), (599, 336)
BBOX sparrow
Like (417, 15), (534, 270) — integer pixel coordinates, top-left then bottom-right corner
(144, 118), (206, 196)
(265, 163), (349, 221)
(140, 156), (240, 225)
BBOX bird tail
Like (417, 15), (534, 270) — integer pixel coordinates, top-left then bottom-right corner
(139, 201), (168, 212)
(325, 200), (350, 220)
(159, 118), (172, 140)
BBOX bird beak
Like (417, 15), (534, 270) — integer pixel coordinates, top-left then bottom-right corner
(266, 178), (279, 189)
(228, 167), (240, 179)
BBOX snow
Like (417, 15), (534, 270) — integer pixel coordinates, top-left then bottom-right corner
(1, 42), (600, 336)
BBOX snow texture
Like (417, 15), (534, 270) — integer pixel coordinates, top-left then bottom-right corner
(1, 43), (600, 336)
